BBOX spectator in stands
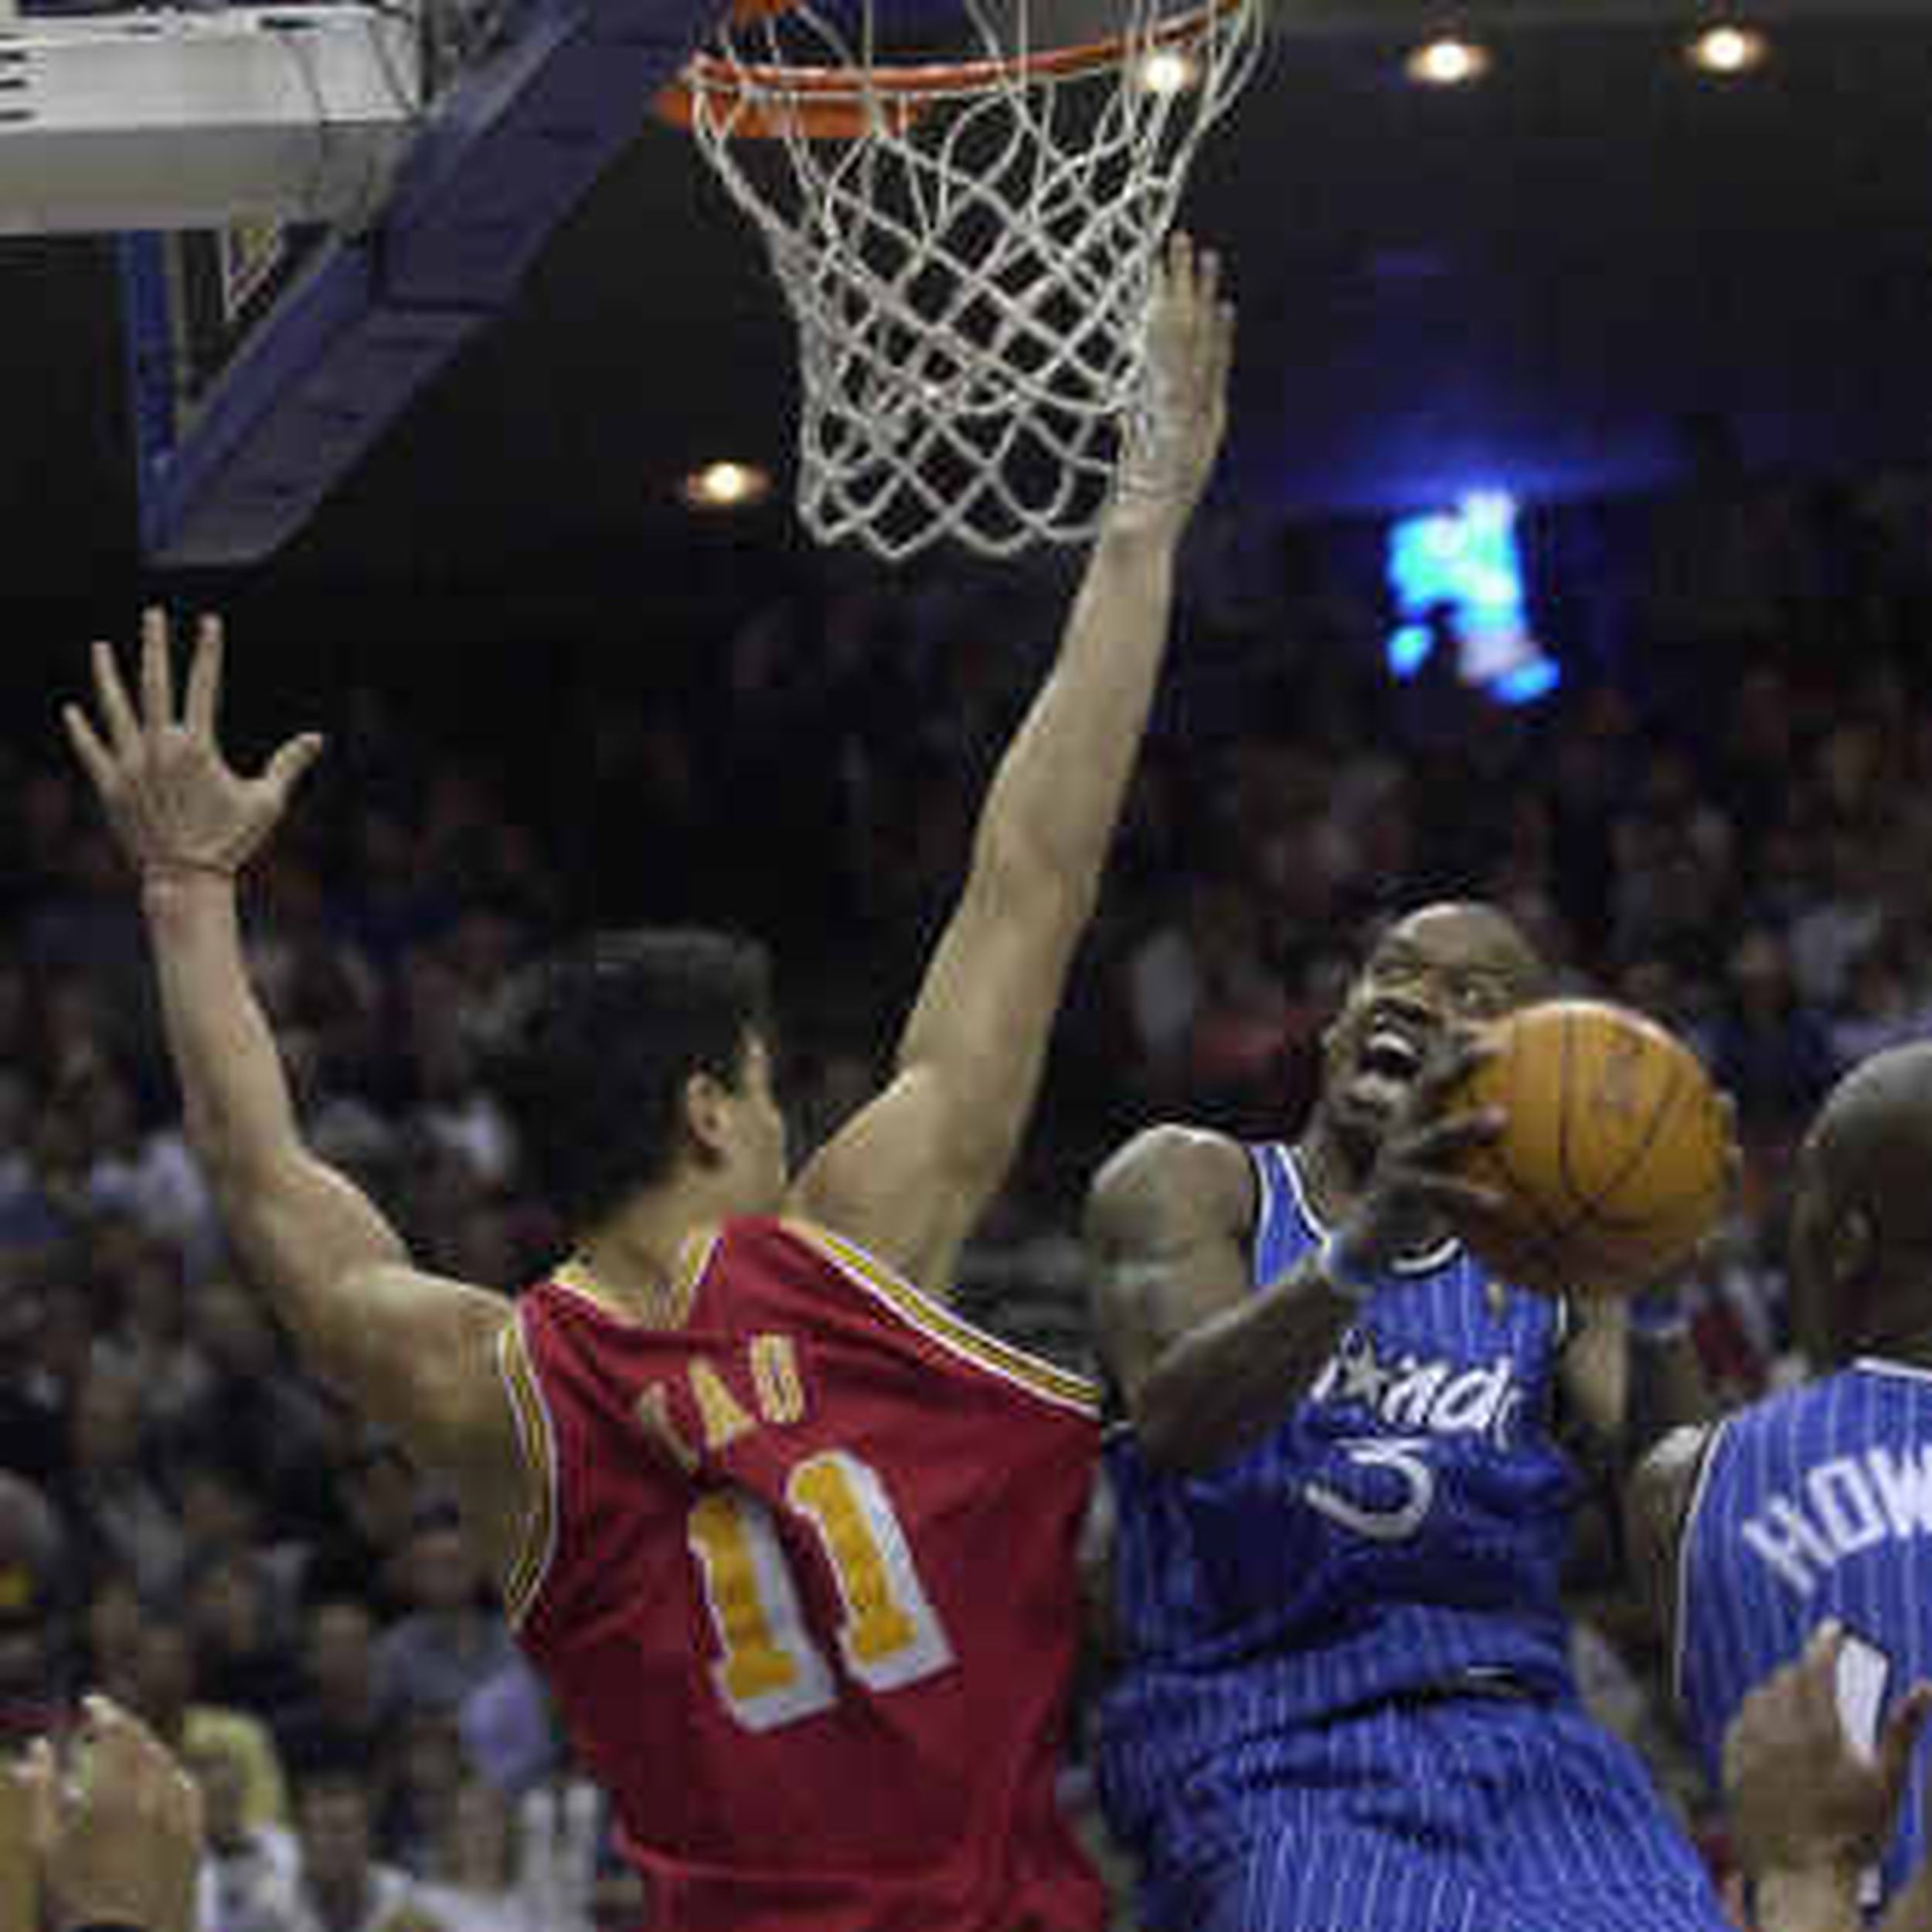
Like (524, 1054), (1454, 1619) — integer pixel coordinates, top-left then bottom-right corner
(274, 1769), (443, 1932)
(1712, 925), (1838, 1153)
(188, 1553), (304, 1718)
(373, 1517), (514, 1720)
(417, 1777), (530, 1932)
(275, 1596), (392, 1783)
(128, 1612), (289, 1830)
(192, 1734), (298, 1932)
(57, 1359), (185, 1600)
(80, 1566), (147, 1706)
(382, 1710), (468, 1878)
(457, 1648), (556, 1796)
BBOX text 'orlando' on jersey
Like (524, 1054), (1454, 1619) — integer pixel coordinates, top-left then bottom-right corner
(1100, 1141), (1583, 1849)
(1679, 1359), (1932, 1915)
(497, 1214), (1107, 1932)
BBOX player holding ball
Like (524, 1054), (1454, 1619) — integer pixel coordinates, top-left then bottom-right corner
(1085, 898), (1738, 1932)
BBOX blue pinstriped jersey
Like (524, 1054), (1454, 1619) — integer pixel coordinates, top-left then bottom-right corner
(1679, 1360), (1932, 1915)
(1098, 1141), (1584, 1876)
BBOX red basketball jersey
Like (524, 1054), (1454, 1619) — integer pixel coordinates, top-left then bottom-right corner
(498, 1215), (1107, 1932)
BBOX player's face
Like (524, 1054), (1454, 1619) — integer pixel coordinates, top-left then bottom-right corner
(1321, 906), (1537, 1148)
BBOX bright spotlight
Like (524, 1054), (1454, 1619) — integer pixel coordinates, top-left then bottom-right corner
(1404, 37), (1491, 88)
(1687, 24), (1768, 75)
(1135, 46), (1199, 97)
(682, 461), (771, 510)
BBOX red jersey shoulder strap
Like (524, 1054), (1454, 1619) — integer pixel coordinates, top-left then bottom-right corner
(777, 1217), (1100, 1419)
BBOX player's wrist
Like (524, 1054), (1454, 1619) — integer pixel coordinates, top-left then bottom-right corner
(139, 859), (239, 915)
(141, 855), (237, 885)
(1747, 1861), (1862, 1932)
(1099, 489), (1191, 549)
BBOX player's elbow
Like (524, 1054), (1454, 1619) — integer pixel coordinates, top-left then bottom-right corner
(187, 1099), (304, 1211)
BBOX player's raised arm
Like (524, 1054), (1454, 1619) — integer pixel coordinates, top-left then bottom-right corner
(63, 614), (525, 1556)
(790, 233), (1233, 1296)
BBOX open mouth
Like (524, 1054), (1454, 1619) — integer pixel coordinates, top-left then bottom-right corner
(1342, 1022), (1430, 1117)
(1358, 1027), (1425, 1084)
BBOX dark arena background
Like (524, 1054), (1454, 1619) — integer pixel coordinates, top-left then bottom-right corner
(2, 1), (1930, 1924)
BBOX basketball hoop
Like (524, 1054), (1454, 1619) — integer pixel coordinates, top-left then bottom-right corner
(656, 0), (1259, 561)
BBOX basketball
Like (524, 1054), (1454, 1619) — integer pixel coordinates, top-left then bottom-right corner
(1442, 998), (1731, 1299)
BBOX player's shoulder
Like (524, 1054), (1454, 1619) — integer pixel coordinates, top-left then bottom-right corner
(1632, 1421), (1719, 1514)
(1086, 1121), (1253, 1245)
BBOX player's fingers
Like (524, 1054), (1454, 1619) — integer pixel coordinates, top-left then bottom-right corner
(1415, 1175), (1509, 1222)
(16, 1737), (53, 1836)
(140, 607), (175, 729)
(263, 733), (325, 804)
(91, 639), (142, 760)
(1213, 299), (1237, 379)
(63, 705), (116, 797)
(1168, 230), (1193, 302)
(1196, 246), (1221, 312)
(185, 614), (223, 742)
(175, 1759), (206, 1836)
(1794, 1620), (1845, 1738)
(1405, 1106), (1506, 1165)
(77, 1691), (151, 1769)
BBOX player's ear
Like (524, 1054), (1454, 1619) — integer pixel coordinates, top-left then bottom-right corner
(1828, 1203), (1876, 1294)
(683, 1070), (735, 1165)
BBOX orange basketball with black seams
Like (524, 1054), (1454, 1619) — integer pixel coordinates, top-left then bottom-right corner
(1442, 998), (1730, 1299)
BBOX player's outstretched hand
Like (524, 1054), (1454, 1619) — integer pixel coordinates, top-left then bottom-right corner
(1327, 1028), (1507, 1284)
(25, 1694), (205, 1932)
(1725, 1621), (1932, 1898)
(1114, 230), (1236, 536)
(63, 608), (323, 885)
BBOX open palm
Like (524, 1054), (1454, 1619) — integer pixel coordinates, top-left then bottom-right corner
(63, 609), (322, 879)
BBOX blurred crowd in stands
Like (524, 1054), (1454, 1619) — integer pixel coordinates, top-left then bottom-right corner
(3, 440), (1932, 1927)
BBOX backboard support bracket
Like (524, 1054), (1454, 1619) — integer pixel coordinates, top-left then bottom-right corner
(117, 0), (723, 566)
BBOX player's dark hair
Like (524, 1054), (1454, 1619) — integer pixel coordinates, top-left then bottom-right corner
(476, 927), (775, 1233)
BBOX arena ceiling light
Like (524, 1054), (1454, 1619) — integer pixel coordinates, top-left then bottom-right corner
(1403, 36), (1491, 89)
(1686, 23), (1769, 76)
(680, 461), (773, 510)
(1133, 46), (1200, 97)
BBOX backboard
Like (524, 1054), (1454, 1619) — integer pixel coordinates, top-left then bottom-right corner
(0, 0), (733, 564)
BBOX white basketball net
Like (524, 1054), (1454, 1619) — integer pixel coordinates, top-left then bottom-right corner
(671, 0), (1260, 561)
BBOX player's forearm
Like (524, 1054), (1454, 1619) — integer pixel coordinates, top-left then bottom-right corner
(1134, 1252), (1355, 1474)
(141, 872), (406, 1338)
(969, 515), (1178, 900)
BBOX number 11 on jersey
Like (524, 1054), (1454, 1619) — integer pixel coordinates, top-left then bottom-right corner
(687, 1450), (957, 1731)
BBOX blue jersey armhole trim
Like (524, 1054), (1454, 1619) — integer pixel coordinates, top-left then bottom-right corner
(1672, 1414), (1733, 1710)
(1247, 1141), (1294, 1293)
